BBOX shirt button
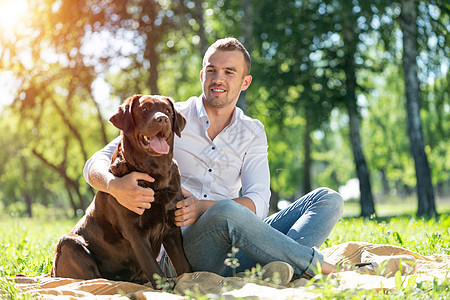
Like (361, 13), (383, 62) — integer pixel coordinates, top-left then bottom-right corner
(212, 146), (216, 150)
(204, 194), (207, 198)
(208, 168), (212, 172)
(206, 120), (209, 124)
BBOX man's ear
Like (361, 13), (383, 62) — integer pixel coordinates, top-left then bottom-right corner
(241, 74), (252, 91)
(166, 97), (186, 137)
(109, 94), (141, 134)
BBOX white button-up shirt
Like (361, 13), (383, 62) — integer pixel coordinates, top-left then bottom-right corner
(83, 96), (271, 219)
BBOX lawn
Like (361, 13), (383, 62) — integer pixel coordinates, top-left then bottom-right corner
(1, 202), (449, 299)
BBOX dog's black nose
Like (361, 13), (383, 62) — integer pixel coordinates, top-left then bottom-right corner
(154, 112), (169, 124)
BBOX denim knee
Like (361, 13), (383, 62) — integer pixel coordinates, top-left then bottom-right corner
(206, 199), (250, 226)
(315, 187), (344, 217)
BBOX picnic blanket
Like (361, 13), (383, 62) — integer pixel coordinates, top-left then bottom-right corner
(4, 242), (450, 299)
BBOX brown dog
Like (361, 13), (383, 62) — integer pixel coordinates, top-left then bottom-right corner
(51, 94), (190, 288)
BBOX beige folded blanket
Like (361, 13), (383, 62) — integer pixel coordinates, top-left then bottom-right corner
(4, 242), (449, 299)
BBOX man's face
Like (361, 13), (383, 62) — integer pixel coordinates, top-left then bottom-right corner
(200, 49), (252, 110)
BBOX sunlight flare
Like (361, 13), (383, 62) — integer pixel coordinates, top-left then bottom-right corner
(0, 0), (29, 32)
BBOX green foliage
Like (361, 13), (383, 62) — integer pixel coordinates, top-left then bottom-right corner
(153, 274), (175, 293)
(0, 0), (448, 215)
(224, 246), (240, 277)
(421, 76), (450, 186)
(362, 66), (416, 189)
(313, 111), (355, 190)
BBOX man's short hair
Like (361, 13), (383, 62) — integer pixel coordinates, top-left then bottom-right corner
(202, 37), (251, 75)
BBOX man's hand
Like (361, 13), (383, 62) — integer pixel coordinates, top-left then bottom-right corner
(106, 171), (155, 215)
(174, 187), (204, 227)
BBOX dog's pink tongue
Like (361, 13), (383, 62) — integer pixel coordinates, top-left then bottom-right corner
(150, 136), (170, 154)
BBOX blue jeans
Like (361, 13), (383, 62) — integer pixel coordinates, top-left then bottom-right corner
(159, 187), (343, 277)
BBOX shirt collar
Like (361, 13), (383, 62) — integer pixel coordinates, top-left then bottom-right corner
(195, 96), (208, 120)
(228, 107), (238, 127)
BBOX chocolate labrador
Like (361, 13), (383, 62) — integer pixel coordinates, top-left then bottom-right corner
(51, 94), (190, 288)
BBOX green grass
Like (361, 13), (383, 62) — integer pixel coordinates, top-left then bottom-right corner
(0, 206), (449, 299)
(0, 215), (75, 277)
(325, 214), (450, 255)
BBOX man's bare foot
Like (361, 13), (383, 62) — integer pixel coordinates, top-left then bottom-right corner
(321, 261), (338, 274)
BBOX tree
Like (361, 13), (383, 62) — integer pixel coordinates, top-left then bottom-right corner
(250, 0), (338, 198)
(0, 0), (176, 215)
(236, 0), (254, 111)
(251, 0), (380, 216)
(399, 0), (436, 216)
(362, 66), (416, 196)
(340, 1), (375, 217)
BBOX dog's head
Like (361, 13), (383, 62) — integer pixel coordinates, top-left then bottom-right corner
(109, 94), (186, 156)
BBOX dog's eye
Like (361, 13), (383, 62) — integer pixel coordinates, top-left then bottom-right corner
(166, 108), (171, 114)
(141, 107), (147, 112)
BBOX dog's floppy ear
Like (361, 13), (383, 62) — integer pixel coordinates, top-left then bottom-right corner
(109, 94), (141, 134)
(166, 97), (186, 137)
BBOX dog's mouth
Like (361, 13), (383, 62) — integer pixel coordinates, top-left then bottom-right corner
(139, 132), (170, 155)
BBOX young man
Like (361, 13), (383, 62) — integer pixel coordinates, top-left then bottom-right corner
(84, 37), (344, 279)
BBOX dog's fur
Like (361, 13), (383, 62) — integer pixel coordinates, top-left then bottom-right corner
(51, 94), (190, 288)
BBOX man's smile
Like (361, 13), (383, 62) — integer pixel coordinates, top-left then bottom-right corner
(210, 87), (227, 95)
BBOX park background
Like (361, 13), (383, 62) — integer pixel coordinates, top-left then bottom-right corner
(0, 0), (448, 219)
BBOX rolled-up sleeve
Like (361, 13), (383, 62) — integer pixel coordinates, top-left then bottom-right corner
(83, 136), (121, 184)
(240, 122), (271, 219)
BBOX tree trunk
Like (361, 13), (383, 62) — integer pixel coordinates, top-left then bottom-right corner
(32, 148), (86, 211)
(342, 7), (375, 217)
(193, 0), (208, 56)
(241, 0), (254, 48)
(20, 156), (33, 217)
(50, 97), (88, 162)
(303, 116), (312, 193)
(50, 96), (96, 198)
(237, 0), (254, 111)
(88, 85), (109, 145)
(347, 103), (375, 217)
(143, 0), (160, 95)
(399, 0), (436, 217)
(146, 41), (160, 95)
(269, 188), (280, 215)
(64, 180), (79, 217)
(380, 168), (390, 195)
(24, 193), (33, 218)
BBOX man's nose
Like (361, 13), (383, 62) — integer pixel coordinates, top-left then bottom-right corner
(212, 71), (225, 83)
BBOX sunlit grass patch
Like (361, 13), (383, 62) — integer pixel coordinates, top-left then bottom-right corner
(0, 216), (76, 277)
(325, 214), (450, 256)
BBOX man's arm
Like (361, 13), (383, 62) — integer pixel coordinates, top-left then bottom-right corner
(239, 121), (271, 218)
(184, 197), (255, 215)
(84, 136), (156, 215)
(231, 197), (256, 213)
